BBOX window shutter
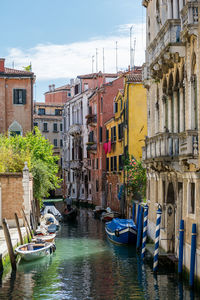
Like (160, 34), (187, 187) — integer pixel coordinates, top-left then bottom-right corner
(22, 89), (26, 104)
(99, 127), (102, 143)
(114, 126), (116, 141)
(13, 89), (18, 104)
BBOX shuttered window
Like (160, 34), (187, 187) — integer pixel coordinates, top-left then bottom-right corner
(99, 127), (102, 142)
(114, 156), (117, 171)
(106, 158), (109, 171)
(106, 129), (109, 142)
(111, 157), (114, 171)
(13, 89), (26, 105)
(119, 155), (123, 170)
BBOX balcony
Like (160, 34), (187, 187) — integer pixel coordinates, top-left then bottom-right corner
(181, 1), (198, 37)
(64, 161), (70, 170)
(148, 19), (184, 68)
(142, 131), (198, 161)
(86, 142), (97, 153)
(70, 160), (82, 170)
(86, 114), (97, 127)
(68, 124), (81, 136)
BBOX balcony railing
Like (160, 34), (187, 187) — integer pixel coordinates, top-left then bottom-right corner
(181, 1), (198, 31)
(86, 114), (97, 126)
(68, 124), (81, 136)
(148, 19), (182, 66)
(142, 131), (198, 161)
(70, 160), (82, 170)
(86, 142), (97, 152)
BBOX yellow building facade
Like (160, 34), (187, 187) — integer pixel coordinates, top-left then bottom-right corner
(105, 71), (147, 216)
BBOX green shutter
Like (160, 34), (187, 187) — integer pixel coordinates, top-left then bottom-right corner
(22, 89), (26, 104)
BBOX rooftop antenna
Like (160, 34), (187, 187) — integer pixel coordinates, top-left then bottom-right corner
(133, 38), (136, 70)
(96, 48), (98, 73)
(116, 41), (118, 73)
(92, 55), (95, 73)
(130, 26), (133, 70)
(12, 61), (14, 69)
(103, 48), (105, 73)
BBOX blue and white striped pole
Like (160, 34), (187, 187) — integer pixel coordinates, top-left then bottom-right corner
(141, 204), (149, 260)
(132, 202), (136, 223)
(153, 205), (162, 272)
(136, 205), (144, 250)
(136, 204), (140, 229)
(189, 223), (197, 287)
(178, 220), (184, 275)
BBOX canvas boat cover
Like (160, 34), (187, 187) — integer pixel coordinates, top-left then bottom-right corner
(106, 218), (137, 232)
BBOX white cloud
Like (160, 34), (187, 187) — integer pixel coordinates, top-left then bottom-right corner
(5, 23), (146, 80)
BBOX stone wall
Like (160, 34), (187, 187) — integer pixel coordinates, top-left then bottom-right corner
(0, 167), (33, 227)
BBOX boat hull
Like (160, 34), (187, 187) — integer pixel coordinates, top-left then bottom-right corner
(62, 208), (77, 222)
(15, 243), (54, 262)
(105, 226), (137, 244)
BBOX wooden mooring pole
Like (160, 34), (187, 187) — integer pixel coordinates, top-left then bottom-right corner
(21, 208), (33, 239)
(2, 218), (16, 271)
(22, 215), (31, 243)
(14, 213), (23, 245)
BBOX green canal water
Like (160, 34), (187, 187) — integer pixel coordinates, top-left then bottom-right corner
(0, 209), (199, 299)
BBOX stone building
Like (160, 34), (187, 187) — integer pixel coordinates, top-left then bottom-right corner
(44, 84), (71, 104)
(0, 58), (35, 135)
(33, 102), (64, 196)
(142, 0), (200, 278)
(62, 72), (118, 203)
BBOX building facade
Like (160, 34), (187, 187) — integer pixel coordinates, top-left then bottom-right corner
(142, 0), (200, 279)
(0, 58), (35, 135)
(33, 102), (64, 196)
(44, 84), (71, 104)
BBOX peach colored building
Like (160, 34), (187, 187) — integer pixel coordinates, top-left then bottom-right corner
(0, 58), (35, 135)
(44, 84), (71, 104)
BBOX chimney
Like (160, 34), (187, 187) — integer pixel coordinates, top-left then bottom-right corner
(52, 84), (55, 91)
(49, 85), (52, 92)
(0, 58), (5, 73)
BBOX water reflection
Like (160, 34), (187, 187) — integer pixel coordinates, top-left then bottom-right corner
(0, 208), (199, 299)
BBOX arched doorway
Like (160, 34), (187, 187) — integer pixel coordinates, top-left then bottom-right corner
(166, 182), (175, 253)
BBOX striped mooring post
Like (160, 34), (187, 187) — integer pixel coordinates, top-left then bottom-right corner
(153, 205), (162, 272)
(136, 204), (140, 229)
(141, 204), (149, 260)
(136, 205), (144, 250)
(178, 219), (184, 275)
(132, 202), (136, 223)
(189, 223), (197, 287)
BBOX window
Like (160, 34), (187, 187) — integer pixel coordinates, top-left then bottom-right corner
(111, 127), (116, 143)
(13, 89), (26, 105)
(75, 84), (79, 95)
(118, 123), (123, 140)
(114, 156), (117, 171)
(43, 123), (48, 132)
(53, 139), (58, 147)
(33, 122), (38, 127)
(88, 170), (91, 181)
(114, 102), (118, 113)
(96, 158), (98, 169)
(92, 159), (95, 169)
(94, 103), (97, 114)
(68, 172), (70, 182)
(119, 155), (123, 170)
(38, 108), (45, 115)
(53, 123), (58, 132)
(106, 129), (109, 142)
(106, 158), (109, 172)
(60, 123), (63, 131)
(60, 139), (63, 147)
(111, 157), (114, 171)
(88, 106), (92, 115)
(188, 182), (195, 214)
(99, 127), (102, 143)
(82, 188), (84, 194)
(55, 109), (62, 116)
(84, 83), (89, 91)
(101, 97), (103, 113)
(96, 180), (99, 192)
(68, 92), (71, 97)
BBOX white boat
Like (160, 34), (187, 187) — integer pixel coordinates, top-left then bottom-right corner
(15, 242), (55, 262)
(32, 233), (56, 243)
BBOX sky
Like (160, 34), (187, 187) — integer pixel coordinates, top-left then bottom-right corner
(1, 0), (146, 101)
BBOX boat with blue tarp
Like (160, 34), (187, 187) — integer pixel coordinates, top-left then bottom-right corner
(105, 218), (137, 244)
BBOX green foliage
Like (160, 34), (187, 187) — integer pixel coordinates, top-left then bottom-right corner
(0, 128), (61, 203)
(124, 156), (146, 201)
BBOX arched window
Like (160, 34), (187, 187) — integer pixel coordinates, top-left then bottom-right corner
(8, 121), (22, 136)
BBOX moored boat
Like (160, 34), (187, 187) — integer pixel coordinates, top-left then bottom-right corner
(105, 218), (137, 245)
(15, 242), (55, 262)
(62, 207), (77, 222)
(93, 206), (106, 219)
(32, 233), (56, 243)
(101, 211), (121, 222)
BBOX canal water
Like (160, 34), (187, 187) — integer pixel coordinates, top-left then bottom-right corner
(0, 209), (199, 300)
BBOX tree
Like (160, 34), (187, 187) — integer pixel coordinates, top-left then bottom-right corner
(0, 128), (61, 204)
(124, 157), (146, 201)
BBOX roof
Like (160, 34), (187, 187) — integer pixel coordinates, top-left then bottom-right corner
(126, 70), (142, 83)
(77, 72), (118, 79)
(34, 102), (64, 107)
(0, 67), (34, 77)
(44, 84), (71, 94)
